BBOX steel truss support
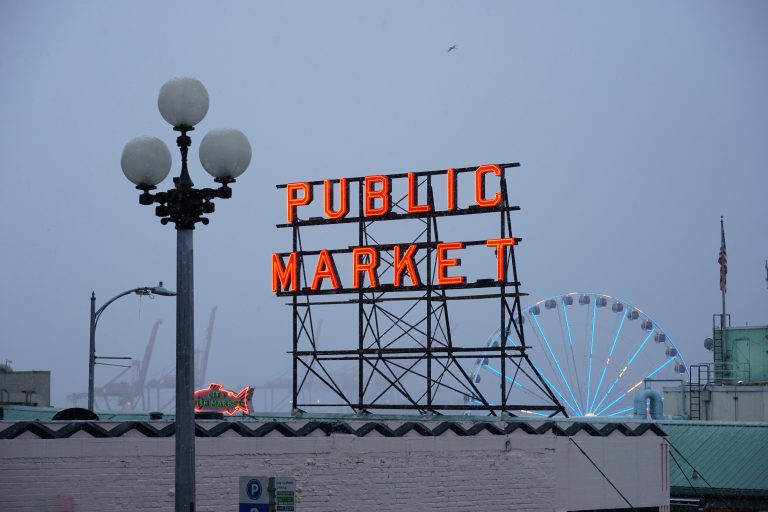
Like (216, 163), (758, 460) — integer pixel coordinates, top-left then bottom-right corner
(277, 163), (566, 417)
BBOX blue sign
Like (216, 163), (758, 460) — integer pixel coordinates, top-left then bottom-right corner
(239, 476), (270, 512)
(239, 475), (295, 511)
(239, 505), (269, 512)
(246, 479), (262, 500)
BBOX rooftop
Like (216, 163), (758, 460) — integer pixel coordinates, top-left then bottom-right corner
(3, 404), (766, 498)
(663, 421), (768, 497)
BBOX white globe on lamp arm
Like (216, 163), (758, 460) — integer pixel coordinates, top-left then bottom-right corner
(158, 77), (210, 129)
(199, 128), (252, 180)
(120, 136), (172, 187)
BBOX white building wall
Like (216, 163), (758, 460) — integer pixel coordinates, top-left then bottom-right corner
(555, 433), (668, 511)
(0, 420), (668, 512)
(664, 385), (768, 421)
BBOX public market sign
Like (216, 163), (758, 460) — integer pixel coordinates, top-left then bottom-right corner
(271, 164), (517, 293)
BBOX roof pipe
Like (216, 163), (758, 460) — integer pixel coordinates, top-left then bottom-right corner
(633, 388), (663, 420)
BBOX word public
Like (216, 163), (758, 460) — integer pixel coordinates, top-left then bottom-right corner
(272, 164), (515, 293)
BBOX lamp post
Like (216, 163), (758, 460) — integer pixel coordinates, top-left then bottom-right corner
(120, 77), (251, 512)
(88, 282), (176, 412)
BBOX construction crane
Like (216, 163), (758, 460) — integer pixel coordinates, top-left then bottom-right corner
(195, 306), (217, 389)
(146, 307), (218, 411)
(132, 320), (161, 410)
(69, 320), (163, 411)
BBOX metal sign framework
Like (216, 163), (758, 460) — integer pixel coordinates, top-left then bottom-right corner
(275, 163), (566, 416)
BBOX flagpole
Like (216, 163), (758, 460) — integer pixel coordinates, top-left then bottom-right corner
(720, 215), (727, 362)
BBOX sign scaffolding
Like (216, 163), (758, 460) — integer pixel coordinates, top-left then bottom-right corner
(273, 163), (566, 416)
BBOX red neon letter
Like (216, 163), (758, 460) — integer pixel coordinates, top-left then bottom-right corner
(474, 164), (501, 207)
(436, 242), (466, 286)
(393, 245), (420, 287)
(485, 238), (516, 281)
(323, 178), (348, 220)
(286, 182), (312, 222)
(272, 253), (298, 292)
(311, 250), (340, 290)
(352, 247), (379, 288)
(364, 175), (391, 217)
(407, 172), (430, 213)
(447, 167), (457, 211)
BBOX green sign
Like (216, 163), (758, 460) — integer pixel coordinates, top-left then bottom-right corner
(274, 477), (296, 512)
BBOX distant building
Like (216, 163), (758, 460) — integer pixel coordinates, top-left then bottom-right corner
(0, 364), (50, 407)
(663, 325), (768, 421)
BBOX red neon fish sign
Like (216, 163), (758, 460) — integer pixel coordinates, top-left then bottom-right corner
(194, 382), (252, 415)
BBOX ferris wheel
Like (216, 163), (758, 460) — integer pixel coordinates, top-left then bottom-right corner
(466, 292), (687, 418)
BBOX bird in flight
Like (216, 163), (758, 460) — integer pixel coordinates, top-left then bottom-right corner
(447, 44), (457, 52)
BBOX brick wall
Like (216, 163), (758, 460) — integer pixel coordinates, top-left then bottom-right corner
(0, 419), (668, 512)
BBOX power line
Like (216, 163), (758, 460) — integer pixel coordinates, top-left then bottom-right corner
(667, 439), (715, 490)
(667, 437), (753, 509)
(669, 449), (699, 498)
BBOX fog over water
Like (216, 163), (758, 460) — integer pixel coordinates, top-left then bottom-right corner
(1, 1), (766, 411)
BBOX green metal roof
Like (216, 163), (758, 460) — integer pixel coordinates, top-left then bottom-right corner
(664, 422), (768, 495)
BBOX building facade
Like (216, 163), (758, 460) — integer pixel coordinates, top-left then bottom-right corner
(0, 416), (669, 512)
(0, 369), (50, 407)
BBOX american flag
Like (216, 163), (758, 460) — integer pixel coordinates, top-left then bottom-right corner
(718, 219), (727, 293)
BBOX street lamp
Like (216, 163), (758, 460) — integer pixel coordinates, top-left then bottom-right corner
(120, 77), (251, 512)
(89, 282), (176, 412)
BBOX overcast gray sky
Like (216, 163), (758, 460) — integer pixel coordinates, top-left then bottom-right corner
(1, 1), (766, 410)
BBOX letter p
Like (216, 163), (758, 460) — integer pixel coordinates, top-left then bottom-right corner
(286, 182), (312, 222)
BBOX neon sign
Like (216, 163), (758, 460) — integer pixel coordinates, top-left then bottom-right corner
(194, 383), (252, 415)
(271, 164), (515, 293)
(270, 161), (567, 416)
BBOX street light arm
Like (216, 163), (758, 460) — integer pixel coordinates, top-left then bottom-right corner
(88, 282), (174, 413)
(93, 287), (147, 326)
(93, 288), (142, 327)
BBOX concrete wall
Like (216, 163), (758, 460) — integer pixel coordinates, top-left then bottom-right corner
(664, 385), (768, 421)
(0, 419), (669, 512)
